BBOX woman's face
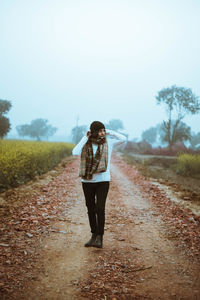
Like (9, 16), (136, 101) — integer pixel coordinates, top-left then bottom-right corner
(98, 128), (106, 137)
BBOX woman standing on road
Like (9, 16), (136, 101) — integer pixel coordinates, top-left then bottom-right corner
(72, 121), (126, 248)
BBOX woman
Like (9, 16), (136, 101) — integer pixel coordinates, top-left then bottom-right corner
(72, 121), (126, 248)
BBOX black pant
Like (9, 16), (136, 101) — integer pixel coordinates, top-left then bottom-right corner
(82, 181), (110, 235)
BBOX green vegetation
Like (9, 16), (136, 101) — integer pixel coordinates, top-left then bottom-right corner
(177, 154), (200, 177)
(122, 153), (200, 196)
(122, 154), (177, 177)
(0, 140), (74, 189)
(122, 153), (200, 178)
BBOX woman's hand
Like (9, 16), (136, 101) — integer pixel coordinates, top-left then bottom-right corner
(86, 131), (91, 137)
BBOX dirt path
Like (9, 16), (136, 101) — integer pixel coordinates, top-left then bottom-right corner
(1, 155), (200, 300)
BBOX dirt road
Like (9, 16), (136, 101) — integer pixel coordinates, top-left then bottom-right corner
(1, 154), (200, 300)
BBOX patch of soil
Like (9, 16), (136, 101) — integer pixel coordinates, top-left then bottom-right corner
(1, 153), (200, 300)
(79, 157), (200, 299)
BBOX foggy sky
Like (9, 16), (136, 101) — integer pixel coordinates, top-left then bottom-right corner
(0, 0), (200, 140)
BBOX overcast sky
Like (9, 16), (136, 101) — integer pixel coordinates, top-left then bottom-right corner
(0, 0), (200, 140)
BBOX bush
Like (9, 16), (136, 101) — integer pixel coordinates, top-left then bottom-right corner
(177, 154), (200, 176)
(121, 140), (152, 154)
(0, 140), (74, 189)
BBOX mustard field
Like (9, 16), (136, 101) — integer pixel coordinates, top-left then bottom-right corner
(0, 139), (74, 189)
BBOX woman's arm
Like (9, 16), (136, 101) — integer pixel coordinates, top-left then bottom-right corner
(106, 129), (127, 145)
(72, 135), (88, 156)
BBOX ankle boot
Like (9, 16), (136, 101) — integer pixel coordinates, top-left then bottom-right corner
(84, 233), (97, 247)
(93, 234), (103, 248)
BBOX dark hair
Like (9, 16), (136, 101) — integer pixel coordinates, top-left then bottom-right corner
(90, 121), (105, 135)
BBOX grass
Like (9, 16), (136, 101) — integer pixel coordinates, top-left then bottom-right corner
(121, 153), (200, 196)
(177, 154), (200, 177)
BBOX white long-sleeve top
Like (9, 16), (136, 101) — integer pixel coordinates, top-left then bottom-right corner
(72, 129), (126, 183)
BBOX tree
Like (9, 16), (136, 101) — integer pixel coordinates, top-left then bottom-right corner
(0, 99), (12, 138)
(106, 119), (124, 131)
(156, 85), (200, 150)
(190, 131), (200, 149)
(16, 124), (31, 138)
(160, 120), (191, 146)
(141, 127), (158, 144)
(16, 118), (57, 141)
(0, 116), (11, 138)
(71, 125), (87, 144)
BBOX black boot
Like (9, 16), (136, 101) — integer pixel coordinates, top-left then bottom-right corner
(93, 234), (103, 248)
(84, 233), (97, 247)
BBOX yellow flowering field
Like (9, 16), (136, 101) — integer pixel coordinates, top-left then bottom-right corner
(177, 153), (200, 177)
(0, 139), (74, 189)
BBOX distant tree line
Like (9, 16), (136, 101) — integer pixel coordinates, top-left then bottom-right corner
(142, 123), (200, 149)
(1, 84), (199, 148)
(0, 100), (58, 141)
(16, 119), (57, 141)
(71, 118), (127, 144)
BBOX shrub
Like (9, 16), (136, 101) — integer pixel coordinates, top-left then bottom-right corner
(120, 140), (152, 154)
(177, 154), (200, 176)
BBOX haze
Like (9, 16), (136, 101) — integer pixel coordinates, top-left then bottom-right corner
(0, 0), (200, 141)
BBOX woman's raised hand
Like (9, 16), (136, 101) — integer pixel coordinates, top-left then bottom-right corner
(86, 131), (91, 137)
